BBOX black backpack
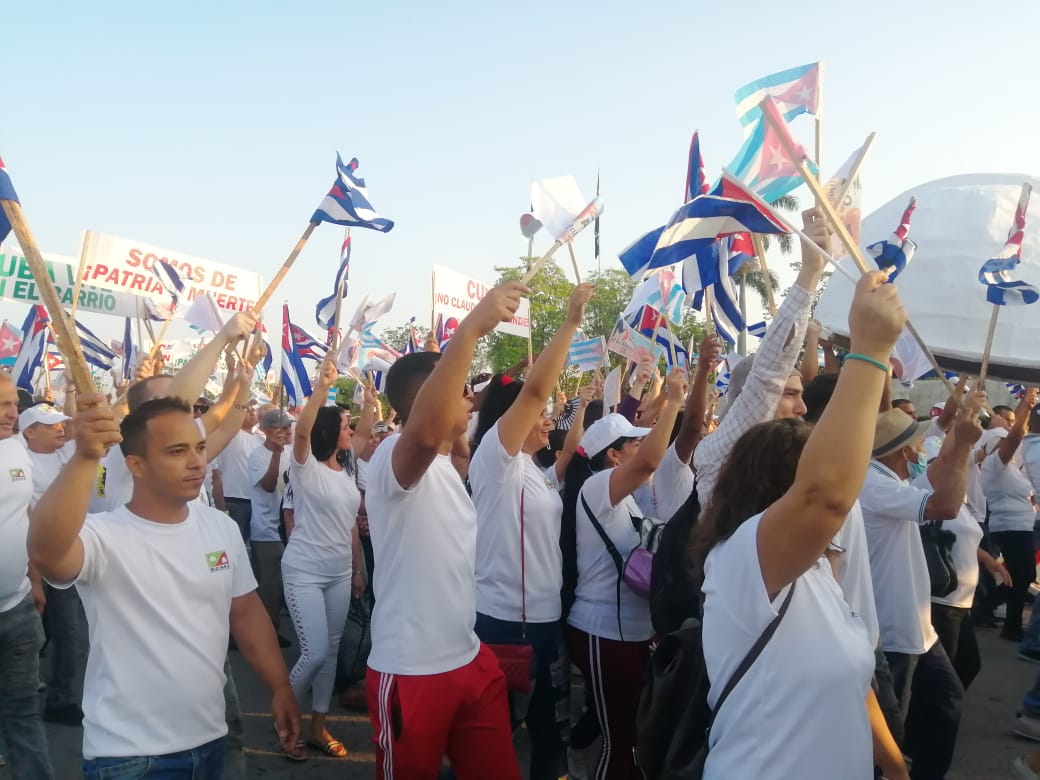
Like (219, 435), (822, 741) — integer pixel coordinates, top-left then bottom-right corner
(635, 582), (795, 779)
(649, 489), (702, 636)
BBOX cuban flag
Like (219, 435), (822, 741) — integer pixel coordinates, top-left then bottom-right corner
(12, 305), (49, 391)
(685, 131), (709, 202)
(622, 271), (685, 327)
(715, 369), (731, 396)
(0, 156), (18, 245)
(358, 324), (401, 373)
(290, 323), (329, 363)
(152, 259), (186, 306)
(734, 62), (821, 137)
(748, 321), (768, 339)
(567, 336), (607, 370)
(121, 317), (135, 381)
(261, 338), (274, 377)
(74, 319), (118, 371)
(867, 197), (918, 281)
(311, 154), (395, 233)
(653, 328), (688, 369)
(727, 96), (818, 204)
(402, 316), (420, 354)
(281, 304), (312, 406)
(978, 183), (1040, 305)
(692, 242), (746, 345)
(316, 231), (351, 330)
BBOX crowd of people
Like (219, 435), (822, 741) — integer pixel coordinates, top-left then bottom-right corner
(2, 209), (1040, 779)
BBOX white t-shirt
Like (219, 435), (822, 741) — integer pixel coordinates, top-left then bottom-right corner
(281, 452), (361, 578)
(214, 430), (261, 499)
(830, 501), (880, 649)
(568, 469), (653, 642)
(470, 422), (563, 623)
(0, 437), (33, 611)
(54, 504), (255, 759)
(90, 446), (132, 514)
(859, 462), (938, 654)
(981, 451), (1036, 533)
(930, 503), (984, 609)
(25, 440), (75, 505)
(356, 457), (369, 492)
(633, 443), (695, 524)
(365, 434), (480, 675)
(247, 445), (289, 543)
(702, 514), (874, 780)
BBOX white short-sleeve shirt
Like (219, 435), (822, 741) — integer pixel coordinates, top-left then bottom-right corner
(829, 501), (880, 649)
(859, 462), (938, 654)
(54, 504), (255, 759)
(365, 434), (481, 675)
(0, 437), (33, 611)
(25, 441), (75, 506)
(214, 430), (261, 499)
(247, 445), (289, 543)
(981, 451), (1036, 533)
(702, 514), (874, 779)
(567, 469), (653, 642)
(470, 422), (563, 623)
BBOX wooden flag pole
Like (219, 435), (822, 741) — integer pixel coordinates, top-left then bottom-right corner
(522, 239), (565, 285)
(749, 233), (778, 317)
(522, 198), (603, 284)
(566, 243), (583, 284)
(977, 304), (1001, 386)
(662, 317), (679, 368)
(69, 230), (95, 320)
(814, 61), (824, 199)
(254, 221), (318, 314)
(0, 200), (94, 392)
(147, 309), (176, 363)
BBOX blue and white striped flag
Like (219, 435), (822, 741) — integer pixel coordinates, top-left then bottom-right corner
(312, 154), (395, 233)
(121, 317), (134, 381)
(692, 241), (746, 345)
(978, 183), (1039, 305)
(152, 259), (186, 306)
(748, 321), (767, 339)
(567, 336), (607, 370)
(281, 304), (312, 406)
(316, 232), (351, 330)
(75, 319), (118, 371)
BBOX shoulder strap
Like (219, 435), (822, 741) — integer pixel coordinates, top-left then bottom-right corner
(580, 492), (626, 640)
(520, 485), (526, 635)
(708, 580), (796, 728)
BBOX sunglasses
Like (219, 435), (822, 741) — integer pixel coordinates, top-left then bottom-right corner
(193, 404), (210, 413)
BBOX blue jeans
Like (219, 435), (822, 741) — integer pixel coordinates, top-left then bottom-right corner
(83, 736), (225, 779)
(475, 613), (569, 780)
(0, 594), (55, 779)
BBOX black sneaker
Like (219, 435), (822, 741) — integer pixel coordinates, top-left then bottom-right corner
(44, 704), (83, 726)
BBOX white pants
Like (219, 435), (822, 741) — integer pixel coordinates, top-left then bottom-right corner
(282, 565), (351, 713)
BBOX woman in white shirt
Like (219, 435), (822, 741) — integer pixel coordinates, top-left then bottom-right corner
(690, 271), (908, 780)
(981, 388), (1039, 642)
(281, 359), (369, 759)
(470, 284), (592, 780)
(560, 369), (685, 780)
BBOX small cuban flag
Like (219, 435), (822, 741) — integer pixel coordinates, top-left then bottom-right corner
(978, 183), (1040, 305)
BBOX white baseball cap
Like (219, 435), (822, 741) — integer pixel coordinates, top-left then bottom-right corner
(579, 413), (651, 459)
(19, 404), (71, 429)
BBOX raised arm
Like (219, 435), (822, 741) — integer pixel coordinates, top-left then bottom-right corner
(674, 333), (722, 464)
(922, 409), (981, 520)
(294, 358), (337, 466)
(351, 378), (379, 457)
(996, 387), (1037, 466)
(202, 359), (254, 460)
(608, 368), (686, 506)
(28, 394), (123, 584)
(393, 282), (528, 489)
(757, 272), (904, 595)
(935, 374), (969, 433)
(166, 312), (258, 404)
(555, 385), (594, 481)
(800, 320), (822, 387)
(498, 284), (593, 455)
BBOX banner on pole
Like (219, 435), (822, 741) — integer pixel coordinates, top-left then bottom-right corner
(0, 250), (144, 318)
(431, 265), (531, 338)
(78, 231), (263, 313)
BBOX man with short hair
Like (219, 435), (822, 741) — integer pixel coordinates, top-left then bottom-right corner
(0, 373), (55, 778)
(892, 398), (917, 419)
(248, 409), (293, 644)
(22, 402), (90, 727)
(29, 394), (300, 776)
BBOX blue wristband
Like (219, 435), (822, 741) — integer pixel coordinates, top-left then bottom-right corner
(844, 353), (889, 372)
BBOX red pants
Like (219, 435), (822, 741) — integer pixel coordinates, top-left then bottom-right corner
(366, 643), (521, 780)
(566, 625), (652, 780)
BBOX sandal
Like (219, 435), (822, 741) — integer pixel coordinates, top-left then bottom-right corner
(307, 738), (348, 758)
(273, 724), (307, 762)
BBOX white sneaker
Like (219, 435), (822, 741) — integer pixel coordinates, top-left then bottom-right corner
(1012, 755), (1040, 779)
(1014, 714), (1040, 742)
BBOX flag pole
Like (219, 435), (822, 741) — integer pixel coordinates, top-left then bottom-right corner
(430, 270), (436, 332)
(977, 304), (1001, 387)
(147, 309), (176, 363)
(69, 230), (95, 320)
(254, 221), (319, 314)
(566, 243), (583, 284)
(904, 321), (955, 395)
(522, 198), (603, 284)
(662, 318), (679, 368)
(814, 61), (825, 203)
(749, 233), (778, 317)
(0, 200), (94, 392)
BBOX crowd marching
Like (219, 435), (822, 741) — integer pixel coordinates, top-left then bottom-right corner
(2, 207), (1040, 780)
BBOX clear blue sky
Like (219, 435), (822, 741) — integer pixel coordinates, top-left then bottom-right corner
(3, 0), (1038, 348)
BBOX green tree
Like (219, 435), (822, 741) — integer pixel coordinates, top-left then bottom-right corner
(582, 268), (639, 340)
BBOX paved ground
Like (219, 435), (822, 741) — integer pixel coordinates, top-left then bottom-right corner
(9, 620), (1040, 779)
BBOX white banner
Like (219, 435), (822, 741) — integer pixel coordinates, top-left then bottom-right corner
(432, 265), (530, 338)
(79, 231), (263, 313)
(0, 249), (146, 318)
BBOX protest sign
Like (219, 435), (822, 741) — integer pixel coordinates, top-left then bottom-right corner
(0, 250), (143, 318)
(79, 231), (263, 313)
(432, 265), (530, 338)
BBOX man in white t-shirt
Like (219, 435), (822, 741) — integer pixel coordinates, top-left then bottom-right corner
(213, 401), (262, 543)
(0, 376), (55, 778)
(22, 403), (90, 728)
(859, 407), (979, 779)
(248, 409), (292, 644)
(28, 394), (301, 775)
(365, 282), (525, 779)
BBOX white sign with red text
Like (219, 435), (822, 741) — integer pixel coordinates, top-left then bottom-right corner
(432, 265), (530, 339)
(79, 231), (263, 314)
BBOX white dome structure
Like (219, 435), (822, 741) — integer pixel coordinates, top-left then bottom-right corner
(814, 173), (1040, 382)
